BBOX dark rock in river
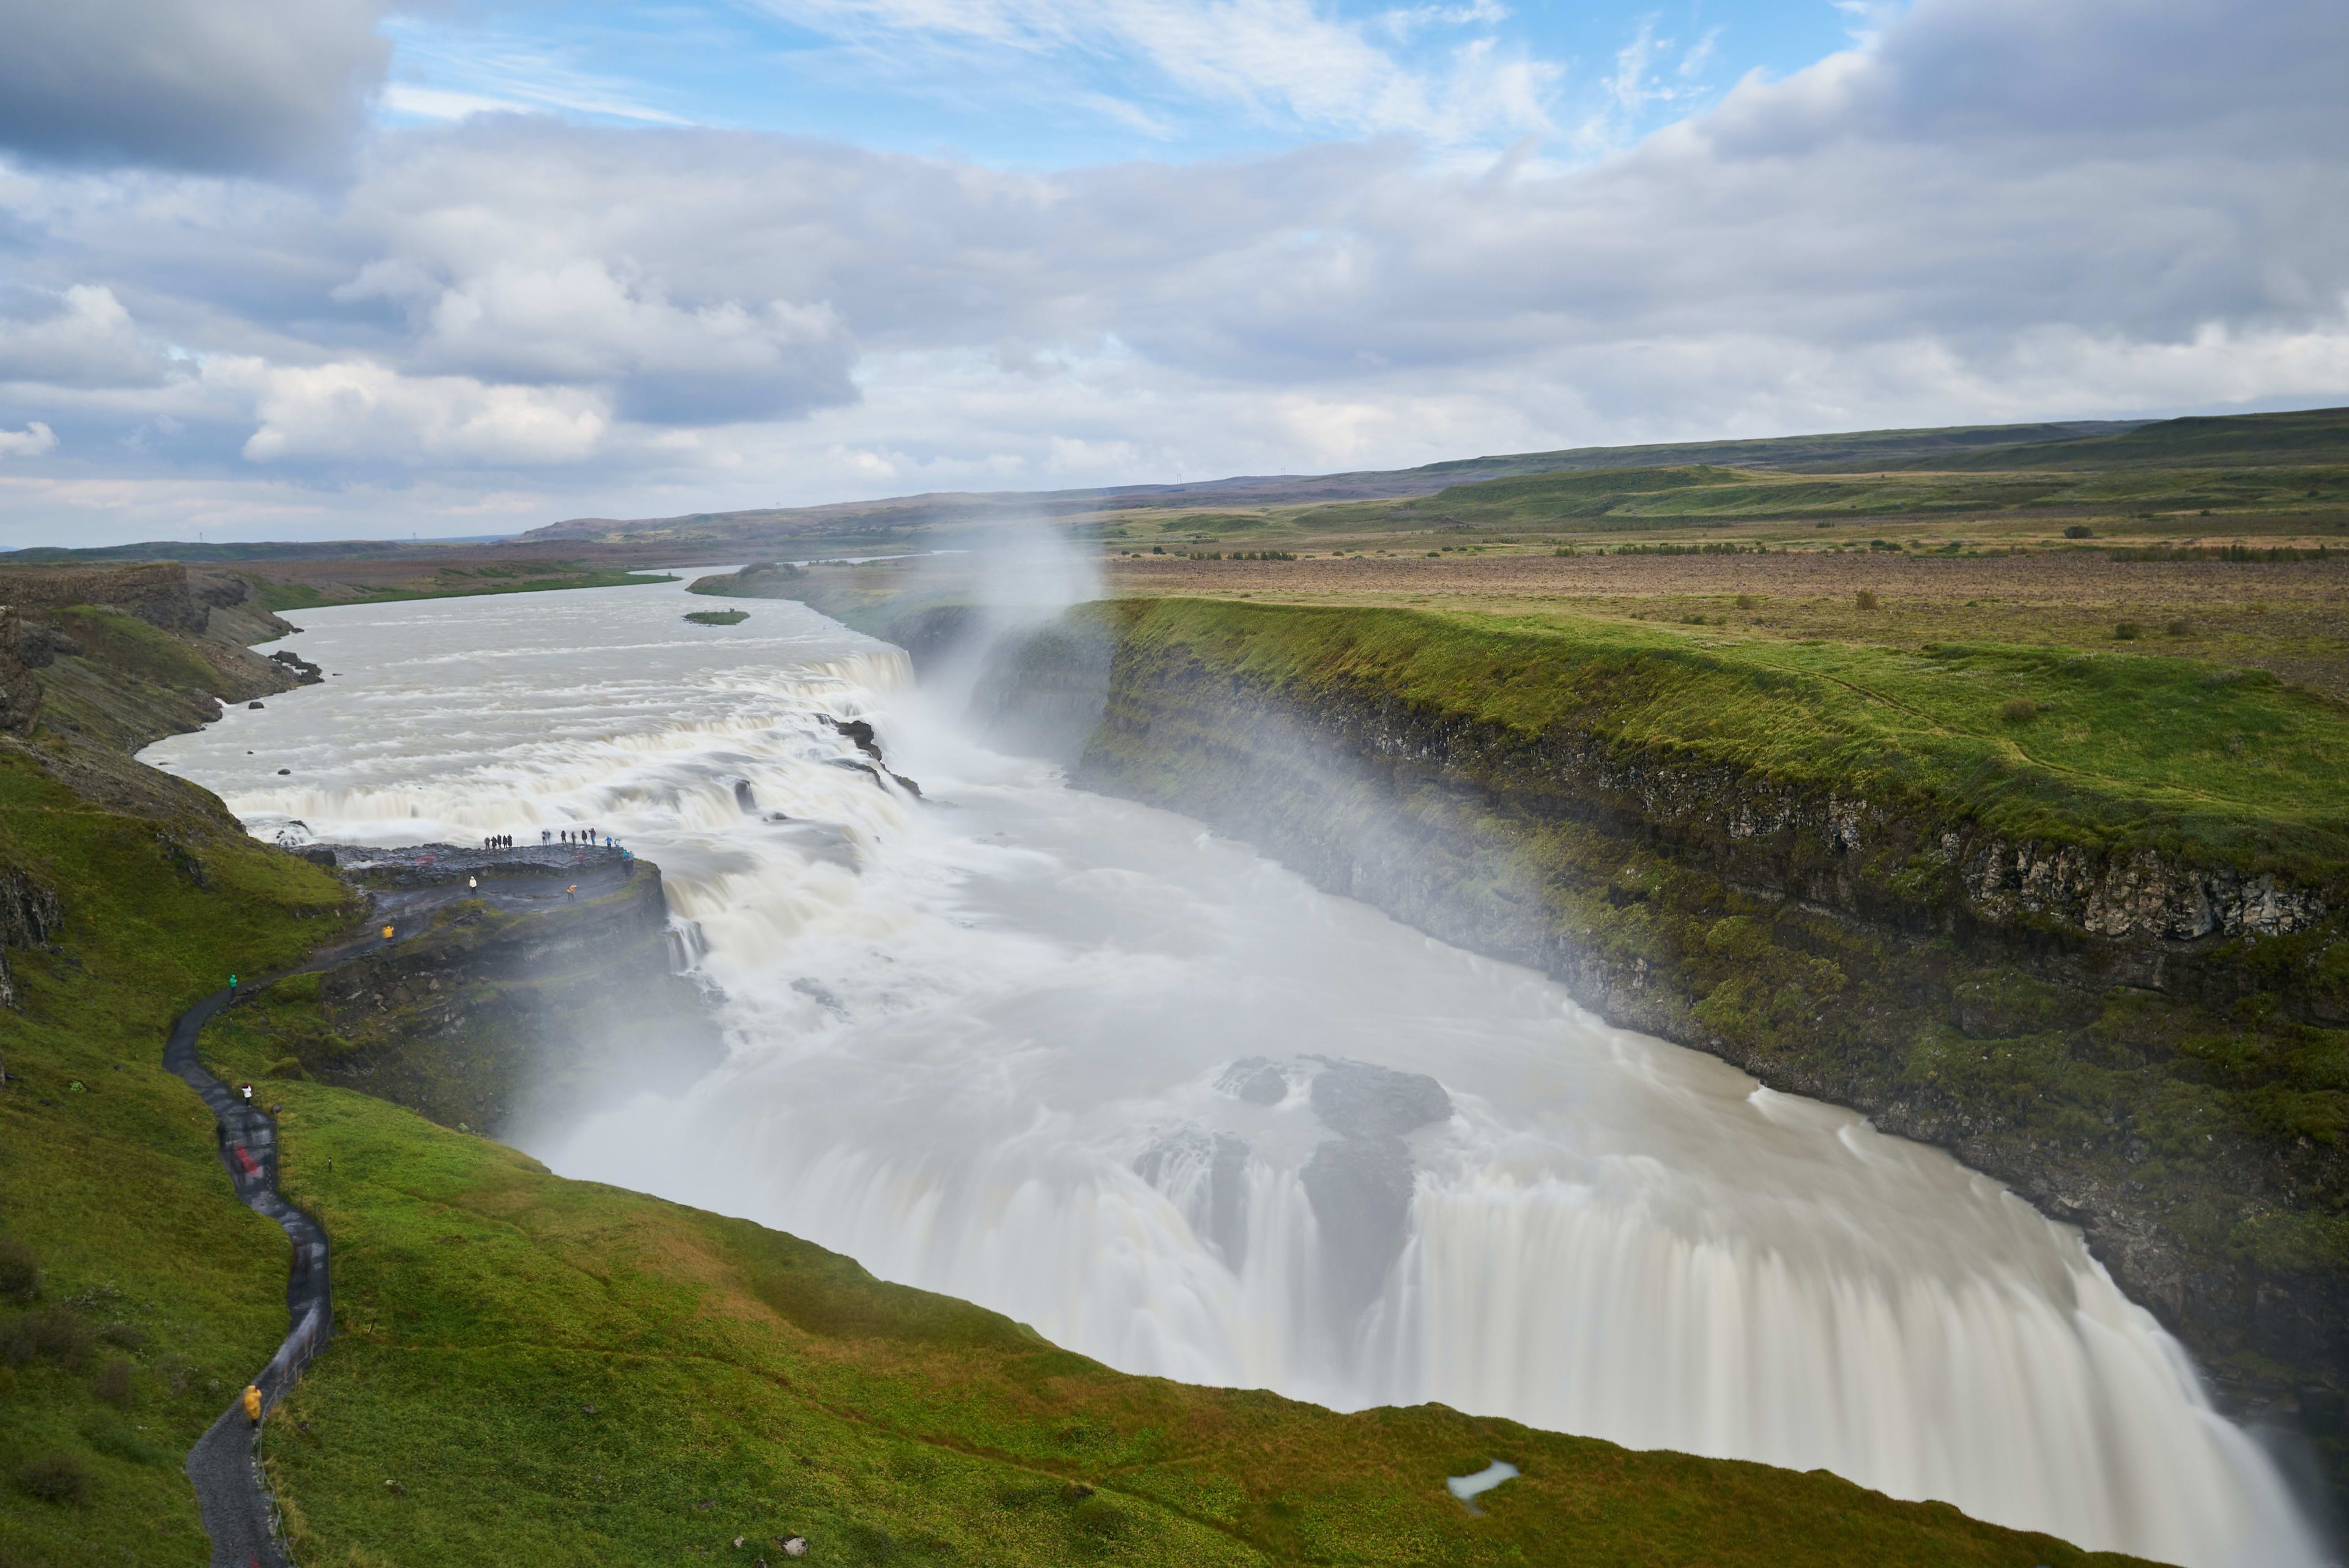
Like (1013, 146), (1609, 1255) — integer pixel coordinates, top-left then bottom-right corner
(1301, 1134), (1417, 1323)
(1216, 1057), (1291, 1105)
(1297, 1058), (1452, 1326)
(1135, 1127), (1252, 1269)
(1308, 1056), (1452, 1142)
(825, 715), (883, 760)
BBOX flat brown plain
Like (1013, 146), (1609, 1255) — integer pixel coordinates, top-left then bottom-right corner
(1104, 551), (2349, 701)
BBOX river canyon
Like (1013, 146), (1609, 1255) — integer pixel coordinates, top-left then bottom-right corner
(140, 578), (2326, 1568)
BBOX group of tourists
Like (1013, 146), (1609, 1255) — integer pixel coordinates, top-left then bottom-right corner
(473, 828), (624, 850)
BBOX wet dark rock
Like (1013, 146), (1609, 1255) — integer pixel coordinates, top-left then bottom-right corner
(1307, 1057), (1452, 1142)
(1201, 1055), (1453, 1324)
(1215, 1057), (1290, 1105)
(734, 780), (759, 813)
(1301, 1134), (1417, 1323)
(1297, 1060), (1452, 1309)
(267, 648), (324, 685)
(1135, 1128), (1251, 1268)
(825, 715), (883, 760)
(248, 701), (264, 710)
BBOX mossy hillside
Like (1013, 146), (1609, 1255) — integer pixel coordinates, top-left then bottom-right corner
(0, 752), (354, 1565)
(1058, 598), (2348, 1478)
(1273, 462), (2349, 539)
(188, 1069), (2150, 1568)
(1088, 598), (2349, 878)
(29, 607), (294, 754)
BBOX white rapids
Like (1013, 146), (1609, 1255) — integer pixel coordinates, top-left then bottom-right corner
(143, 577), (2328, 1568)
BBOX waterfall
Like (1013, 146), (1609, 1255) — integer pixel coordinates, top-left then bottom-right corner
(142, 579), (2327, 1568)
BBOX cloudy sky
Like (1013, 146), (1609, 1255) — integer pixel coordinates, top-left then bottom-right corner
(0, 0), (2341, 546)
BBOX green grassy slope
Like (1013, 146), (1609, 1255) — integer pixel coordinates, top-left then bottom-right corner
(1344, 462), (2349, 535)
(1099, 598), (2349, 877)
(0, 754), (354, 1566)
(1915, 408), (2349, 472)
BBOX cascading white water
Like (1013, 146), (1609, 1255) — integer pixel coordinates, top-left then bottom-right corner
(144, 579), (2328, 1568)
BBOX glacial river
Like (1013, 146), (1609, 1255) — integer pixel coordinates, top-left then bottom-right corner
(143, 578), (2325, 1567)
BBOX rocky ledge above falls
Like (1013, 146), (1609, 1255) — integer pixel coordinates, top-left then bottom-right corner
(252, 845), (724, 1138)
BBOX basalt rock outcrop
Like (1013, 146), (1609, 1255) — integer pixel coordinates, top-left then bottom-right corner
(0, 863), (64, 1010)
(283, 849), (724, 1137)
(969, 600), (2349, 1469)
(0, 609), (43, 734)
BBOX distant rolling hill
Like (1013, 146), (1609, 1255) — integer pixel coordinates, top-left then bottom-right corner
(523, 406), (2347, 548)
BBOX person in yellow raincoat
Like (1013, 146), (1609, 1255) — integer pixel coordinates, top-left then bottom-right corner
(242, 1384), (263, 1427)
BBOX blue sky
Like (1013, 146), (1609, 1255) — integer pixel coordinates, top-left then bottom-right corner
(0, 0), (2341, 546)
(377, 0), (1858, 168)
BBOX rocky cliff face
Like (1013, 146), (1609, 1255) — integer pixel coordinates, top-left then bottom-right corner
(959, 604), (2349, 1476)
(292, 858), (723, 1137)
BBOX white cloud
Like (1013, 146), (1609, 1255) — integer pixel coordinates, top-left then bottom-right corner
(381, 86), (538, 122)
(0, 423), (56, 458)
(0, 286), (173, 388)
(366, 259), (857, 424)
(232, 360), (609, 464)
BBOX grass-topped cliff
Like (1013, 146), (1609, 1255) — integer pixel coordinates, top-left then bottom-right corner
(0, 566), (2164, 1562)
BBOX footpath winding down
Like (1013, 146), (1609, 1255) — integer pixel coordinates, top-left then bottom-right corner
(165, 845), (636, 1566)
(163, 984), (332, 1568)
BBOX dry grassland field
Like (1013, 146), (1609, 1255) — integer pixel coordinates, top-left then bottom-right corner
(1101, 551), (2349, 701)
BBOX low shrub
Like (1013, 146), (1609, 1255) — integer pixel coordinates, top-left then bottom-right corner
(2063, 525), (2095, 538)
(0, 1236), (37, 1302)
(2165, 619), (2194, 637)
(2002, 697), (2039, 723)
(1735, 593), (1756, 610)
(94, 1356), (135, 1407)
(15, 1451), (94, 1506)
(0, 1306), (91, 1369)
(2113, 621), (2143, 640)
(1854, 590), (1879, 611)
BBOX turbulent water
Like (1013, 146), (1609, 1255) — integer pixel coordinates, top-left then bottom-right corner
(146, 579), (2326, 1567)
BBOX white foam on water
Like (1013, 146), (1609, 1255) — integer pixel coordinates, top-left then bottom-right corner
(143, 578), (2328, 1568)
